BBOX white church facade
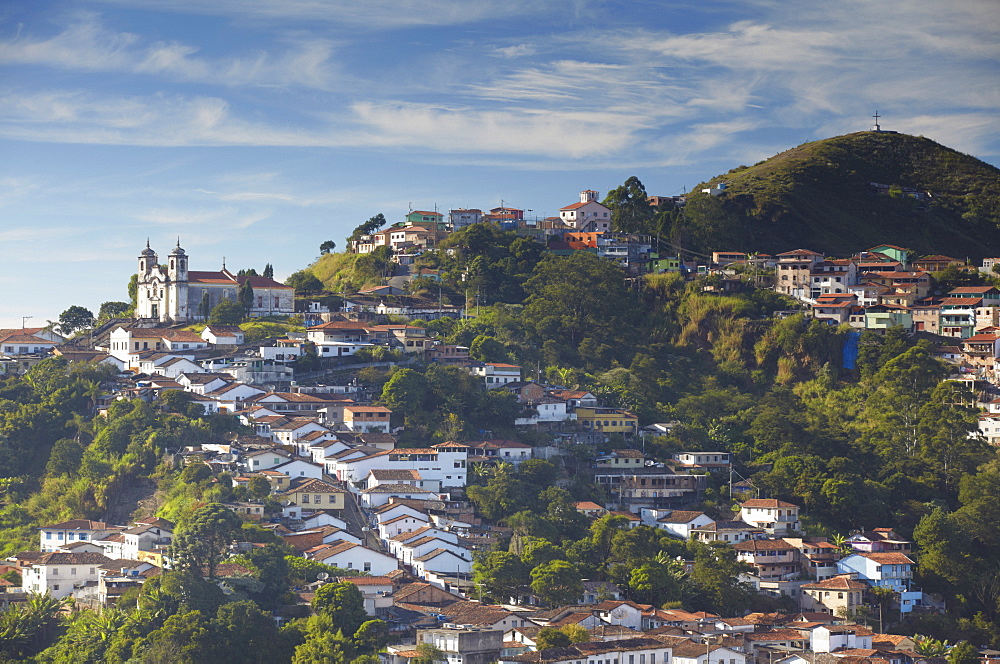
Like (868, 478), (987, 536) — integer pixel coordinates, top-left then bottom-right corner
(135, 242), (294, 323)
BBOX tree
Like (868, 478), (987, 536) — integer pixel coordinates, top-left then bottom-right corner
(312, 581), (368, 637)
(57, 305), (94, 335)
(949, 641), (979, 664)
(523, 251), (638, 363)
(44, 438), (84, 477)
(604, 176), (654, 233)
(97, 301), (131, 321)
(535, 627), (572, 650)
(138, 609), (220, 663)
(530, 560), (583, 607)
(263, 264), (274, 279)
(410, 642), (445, 664)
(213, 600), (288, 664)
(347, 213), (387, 246)
(469, 335), (509, 362)
(128, 273), (139, 308)
(169, 503), (242, 579)
(320, 240), (337, 254)
(286, 270), (324, 294)
(209, 299), (245, 325)
(561, 624), (589, 643)
(473, 550), (529, 603)
(380, 368), (428, 417)
(198, 292), (211, 320)
(687, 542), (755, 615)
(246, 475), (271, 500)
(238, 280), (254, 318)
(353, 619), (389, 653)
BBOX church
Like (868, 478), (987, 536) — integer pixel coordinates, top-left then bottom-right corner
(135, 241), (295, 323)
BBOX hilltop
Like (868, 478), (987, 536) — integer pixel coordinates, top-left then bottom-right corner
(680, 131), (1000, 257)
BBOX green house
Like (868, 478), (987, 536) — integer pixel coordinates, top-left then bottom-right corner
(868, 244), (911, 266)
(405, 210), (446, 230)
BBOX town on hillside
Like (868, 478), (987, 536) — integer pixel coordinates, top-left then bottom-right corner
(1, 196), (998, 662)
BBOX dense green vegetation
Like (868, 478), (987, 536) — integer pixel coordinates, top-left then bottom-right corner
(677, 132), (1000, 257)
(4, 157), (1000, 657)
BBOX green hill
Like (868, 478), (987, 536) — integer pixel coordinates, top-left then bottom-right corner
(679, 131), (1000, 258)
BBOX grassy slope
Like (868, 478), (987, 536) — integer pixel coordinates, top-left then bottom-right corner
(683, 132), (1000, 257)
(310, 252), (384, 292)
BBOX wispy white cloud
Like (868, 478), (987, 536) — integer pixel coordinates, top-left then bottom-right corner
(350, 101), (638, 158)
(92, 0), (547, 30)
(136, 206), (271, 229)
(0, 12), (340, 89)
(0, 177), (41, 208)
(491, 44), (536, 59)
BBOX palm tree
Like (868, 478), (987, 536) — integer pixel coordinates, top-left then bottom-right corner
(831, 533), (854, 556)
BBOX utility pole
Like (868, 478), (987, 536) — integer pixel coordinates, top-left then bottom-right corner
(21, 316), (31, 331)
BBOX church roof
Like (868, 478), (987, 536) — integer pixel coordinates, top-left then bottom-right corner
(188, 271), (236, 284)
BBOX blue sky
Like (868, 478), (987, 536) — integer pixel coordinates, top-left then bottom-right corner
(1, 0), (998, 329)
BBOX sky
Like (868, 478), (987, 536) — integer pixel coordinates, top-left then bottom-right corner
(1, 0), (998, 329)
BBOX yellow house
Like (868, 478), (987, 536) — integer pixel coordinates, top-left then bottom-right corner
(575, 408), (639, 434)
(279, 478), (346, 510)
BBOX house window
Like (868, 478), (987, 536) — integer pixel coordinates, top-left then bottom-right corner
(302, 494), (309, 503)
(364, 562), (372, 572)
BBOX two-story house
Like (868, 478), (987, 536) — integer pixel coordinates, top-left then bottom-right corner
(836, 552), (924, 613)
(739, 499), (800, 536)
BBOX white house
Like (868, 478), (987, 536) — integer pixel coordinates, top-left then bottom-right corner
(644, 510), (714, 539)
(376, 501), (433, 526)
(366, 469), (441, 493)
(739, 499), (800, 535)
(308, 542), (398, 576)
(465, 440), (533, 465)
(811, 625), (873, 653)
(471, 363), (522, 389)
(300, 511), (349, 532)
(206, 382), (266, 412)
(331, 445), (467, 489)
(412, 548), (472, 578)
(498, 637), (673, 664)
(559, 190), (612, 232)
(201, 325), (245, 345)
(514, 398), (573, 426)
(271, 419), (332, 450)
(361, 483), (439, 508)
(379, 513), (432, 541)
(177, 372), (232, 394)
(671, 641), (746, 664)
(272, 458), (326, 481)
(39, 520), (120, 553)
(20, 552), (112, 599)
(671, 452), (731, 469)
(241, 448), (293, 472)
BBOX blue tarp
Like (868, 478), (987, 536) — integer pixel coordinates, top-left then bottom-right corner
(843, 331), (861, 369)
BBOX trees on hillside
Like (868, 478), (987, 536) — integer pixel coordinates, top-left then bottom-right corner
(209, 299), (244, 325)
(169, 503), (242, 579)
(57, 306), (94, 335)
(346, 213), (387, 247)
